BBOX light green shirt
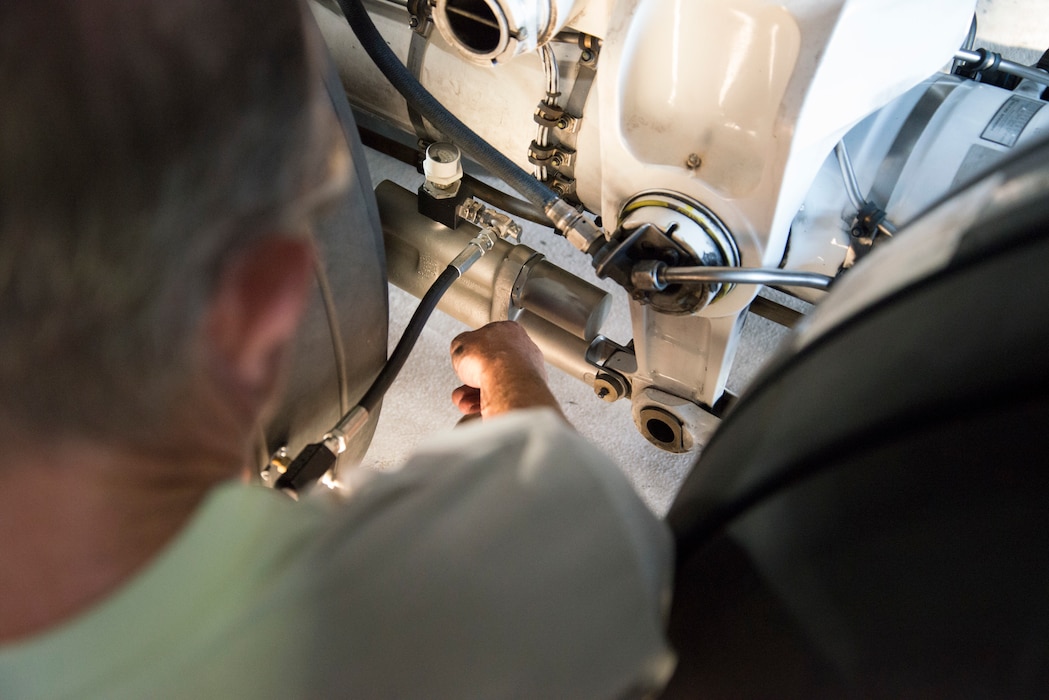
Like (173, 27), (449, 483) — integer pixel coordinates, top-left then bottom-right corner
(0, 410), (674, 698)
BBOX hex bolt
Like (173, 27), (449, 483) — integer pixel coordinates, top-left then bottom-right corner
(686, 153), (702, 170)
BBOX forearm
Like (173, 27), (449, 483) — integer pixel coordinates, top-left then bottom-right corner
(477, 357), (563, 419)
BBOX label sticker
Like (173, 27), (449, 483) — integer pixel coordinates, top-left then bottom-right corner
(981, 95), (1044, 148)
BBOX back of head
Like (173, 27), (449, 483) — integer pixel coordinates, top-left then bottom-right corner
(0, 0), (340, 446)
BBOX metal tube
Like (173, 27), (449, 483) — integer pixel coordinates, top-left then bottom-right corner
(661, 266), (834, 291)
(963, 16), (977, 52)
(834, 141), (866, 212)
(534, 44), (560, 182)
(955, 49), (1049, 87)
(952, 16), (978, 73)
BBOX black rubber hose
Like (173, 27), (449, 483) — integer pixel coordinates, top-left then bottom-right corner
(463, 174), (550, 226)
(358, 264), (460, 415)
(276, 264), (461, 493)
(335, 0), (559, 211)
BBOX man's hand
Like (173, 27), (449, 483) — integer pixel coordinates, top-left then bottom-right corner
(450, 321), (564, 420)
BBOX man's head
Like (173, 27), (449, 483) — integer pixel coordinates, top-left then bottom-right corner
(0, 0), (345, 452)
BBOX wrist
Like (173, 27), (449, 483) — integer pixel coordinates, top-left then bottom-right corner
(479, 362), (562, 418)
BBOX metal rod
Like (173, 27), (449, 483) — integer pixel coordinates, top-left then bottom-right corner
(534, 44), (560, 182)
(955, 49), (1049, 87)
(661, 266), (834, 291)
(834, 141), (866, 212)
(963, 16), (977, 51)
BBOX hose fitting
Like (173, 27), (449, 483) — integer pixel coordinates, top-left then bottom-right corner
(545, 199), (605, 255)
(449, 230), (497, 274)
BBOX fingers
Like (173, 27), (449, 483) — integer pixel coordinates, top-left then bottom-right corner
(449, 320), (545, 390)
(447, 321), (562, 420)
(449, 337), (486, 391)
(451, 385), (481, 415)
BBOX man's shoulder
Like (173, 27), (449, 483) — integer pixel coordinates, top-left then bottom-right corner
(327, 408), (638, 541)
(298, 407), (674, 697)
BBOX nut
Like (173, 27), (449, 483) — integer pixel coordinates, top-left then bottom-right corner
(593, 372), (625, 402)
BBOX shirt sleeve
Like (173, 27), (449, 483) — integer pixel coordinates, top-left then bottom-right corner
(309, 408), (676, 698)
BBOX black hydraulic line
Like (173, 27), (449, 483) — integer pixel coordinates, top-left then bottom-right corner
(275, 264), (462, 493)
(274, 441), (338, 494)
(336, 0), (559, 211)
(359, 265), (459, 415)
(463, 174), (551, 226)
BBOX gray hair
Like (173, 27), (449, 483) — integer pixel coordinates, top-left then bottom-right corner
(0, 0), (343, 443)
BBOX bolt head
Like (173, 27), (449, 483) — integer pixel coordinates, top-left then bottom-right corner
(593, 375), (621, 402)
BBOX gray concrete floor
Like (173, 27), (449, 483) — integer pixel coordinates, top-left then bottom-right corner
(347, 1), (1047, 515)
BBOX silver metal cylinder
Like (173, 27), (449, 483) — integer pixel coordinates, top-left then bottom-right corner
(377, 180), (609, 383)
(516, 311), (599, 385)
(513, 255), (611, 340)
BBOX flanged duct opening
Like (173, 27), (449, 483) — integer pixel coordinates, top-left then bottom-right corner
(435, 0), (579, 65)
(638, 405), (689, 453)
(646, 417), (677, 446)
(443, 0), (504, 57)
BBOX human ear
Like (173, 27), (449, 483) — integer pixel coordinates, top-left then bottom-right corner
(204, 236), (315, 397)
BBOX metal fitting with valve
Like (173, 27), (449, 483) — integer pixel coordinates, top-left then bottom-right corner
(594, 191), (741, 315)
(418, 141), (524, 242)
(418, 142), (469, 228)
